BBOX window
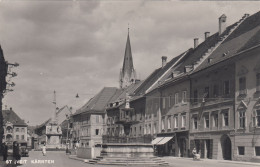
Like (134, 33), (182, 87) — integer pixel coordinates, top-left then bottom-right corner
(238, 146), (245, 155)
(181, 114), (186, 127)
(204, 114), (209, 128)
(257, 73), (260, 92)
(224, 80), (230, 95)
(21, 135), (24, 140)
(239, 77), (247, 95)
(169, 95), (172, 107)
(16, 135), (19, 140)
(194, 90), (198, 103)
(167, 116), (171, 129)
(148, 124), (151, 134)
(253, 110), (260, 127)
(222, 110), (229, 126)
(134, 127), (137, 135)
(255, 147), (260, 156)
(239, 111), (246, 128)
(204, 87), (210, 99)
(193, 115), (198, 129)
(174, 115), (178, 128)
(21, 128), (25, 132)
(182, 91), (187, 103)
(154, 123), (157, 134)
(162, 97), (166, 109)
(16, 128), (19, 132)
(140, 126), (142, 135)
(161, 118), (165, 131)
(212, 113), (218, 127)
(213, 84), (219, 97)
(96, 115), (100, 123)
(175, 93), (179, 104)
(95, 129), (99, 135)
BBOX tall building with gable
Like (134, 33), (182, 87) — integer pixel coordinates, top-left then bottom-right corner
(119, 30), (137, 89)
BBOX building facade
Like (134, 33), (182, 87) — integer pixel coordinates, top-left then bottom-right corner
(0, 46), (7, 149)
(72, 87), (117, 148)
(2, 108), (28, 146)
(233, 43), (260, 161)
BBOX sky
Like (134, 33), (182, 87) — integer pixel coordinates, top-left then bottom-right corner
(0, 0), (259, 125)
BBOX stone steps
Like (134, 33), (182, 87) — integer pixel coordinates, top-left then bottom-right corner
(87, 156), (169, 166)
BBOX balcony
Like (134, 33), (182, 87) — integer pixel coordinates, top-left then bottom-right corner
(5, 130), (13, 134)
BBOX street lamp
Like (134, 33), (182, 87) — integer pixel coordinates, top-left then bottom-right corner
(65, 114), (71, 151)
(7, 62), (19, 67)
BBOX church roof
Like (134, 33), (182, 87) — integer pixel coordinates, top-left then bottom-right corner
(2, 109), (27, 126)
(122, 32), (134, 80)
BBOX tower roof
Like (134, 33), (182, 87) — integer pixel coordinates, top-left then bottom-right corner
(122, 31), (134, 78)
(120, 29), (137, 88)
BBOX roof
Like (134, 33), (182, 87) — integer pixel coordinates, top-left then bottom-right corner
(156, 31), (223, 86)
(2, 109), (27, 126)
(122, 32), (134, 80)
(194, 12), (260, 72)
(132, 52), (187, 96)
(37, 105), (72, 128)
(74, 87), (118, 115)
(106, 81), (143, 109)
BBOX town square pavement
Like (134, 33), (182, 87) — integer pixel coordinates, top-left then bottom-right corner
(1, 151), (260, 167)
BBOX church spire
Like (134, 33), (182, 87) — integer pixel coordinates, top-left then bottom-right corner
(120, 27), (136, 88)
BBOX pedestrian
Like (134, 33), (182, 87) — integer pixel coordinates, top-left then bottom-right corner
(13, 141), (21, 161)
(192, 147), (197, 160)
(2, 142), (8, 161)
(42, 143), (46, 156)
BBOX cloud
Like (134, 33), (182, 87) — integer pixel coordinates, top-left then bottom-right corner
(1, 1), (259, 125)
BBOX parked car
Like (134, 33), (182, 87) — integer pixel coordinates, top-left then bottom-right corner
(18, 142), (29, 157)
(20, 146), (29, 157)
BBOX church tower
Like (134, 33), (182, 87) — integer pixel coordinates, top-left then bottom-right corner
(119, 28), (137, 88)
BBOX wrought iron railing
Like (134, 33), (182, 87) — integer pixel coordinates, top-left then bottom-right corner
(102, 135), (153, 144)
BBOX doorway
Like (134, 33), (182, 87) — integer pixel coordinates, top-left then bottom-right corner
(221, 135), (232, 160)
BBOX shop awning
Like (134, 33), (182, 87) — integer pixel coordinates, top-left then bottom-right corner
(156, 137), (173, 145)
(151, 137), (164, 145)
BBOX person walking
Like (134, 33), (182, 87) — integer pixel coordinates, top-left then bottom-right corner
(42, 143), (46, 156)
(2, 142), (8, 161)
(13, 141), (21, 161)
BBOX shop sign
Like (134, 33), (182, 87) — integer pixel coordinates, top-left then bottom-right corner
(194, 133), (211, 139)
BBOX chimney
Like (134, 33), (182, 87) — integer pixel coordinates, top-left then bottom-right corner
(219, 14), (227, 35)
(161, 56), (167, 67)
(205, 32), (210, 40)
(194, 38), (199, 48)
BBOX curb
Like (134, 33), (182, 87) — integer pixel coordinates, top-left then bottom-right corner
(162, 157), (260, 166)
(218, 160), (260, 166)
(68, 155), (89, 163)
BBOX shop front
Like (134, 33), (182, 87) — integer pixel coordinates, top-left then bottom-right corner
(152, 131), (189, 157)
(190, 131), (233, 160)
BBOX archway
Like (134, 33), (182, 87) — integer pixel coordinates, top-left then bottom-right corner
(220, 134), (232, 160)
(6, 134), (13, 142)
